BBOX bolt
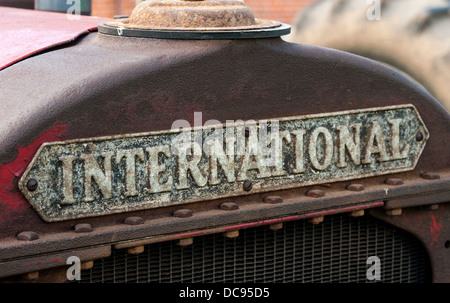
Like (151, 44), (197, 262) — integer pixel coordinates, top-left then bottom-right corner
(385, 178), (404, 186)
(124, 216), (144, 225)
(219, 202), (239, 211)
(177, 238), (193, 247)
(421, 172), (440, 180)
(386, 208), (402, 216)
(308, 216), (324, 225)
(347, 184), (365, 192)
(269, 223), (283, 231)
(415, 131), (424, 142)
(16, 231), (39, 241)
(26, 179), (38, 192)
(350, 210), (365, 217)
(74, 223), (93, 233)
(243, 180), (252, 191)
(263, 196), (283, 204)
(128, 246), (145, 255)
(80, 261), (94, 270)
(22, 272), (39, 280)
(223, 230), (239, 239)
(306, 189), (325, 198)
(173, 209), (193, 218)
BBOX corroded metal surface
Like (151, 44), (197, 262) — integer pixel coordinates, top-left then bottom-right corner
(104, 0), (277, 31)
(19, 104), (428, 222)
(128, 0), (256, 29)
(99, 0), (289, 39)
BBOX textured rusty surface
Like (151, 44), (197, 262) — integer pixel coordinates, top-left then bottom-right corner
(370, 204), (450, 282)
(104, 0), (281, 32)
(18, 105), (429, 222)
(0, 27), (449, 280)
(113, 201), (385, 249)
(0, 245), (111, 279)
(128, 0), (256, 28)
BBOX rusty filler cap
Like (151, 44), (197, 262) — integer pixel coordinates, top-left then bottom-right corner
(98, 0), (291, 39)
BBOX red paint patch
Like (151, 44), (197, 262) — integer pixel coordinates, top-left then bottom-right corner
(430, 212), (442, 246)
(0, 123), (67, 224)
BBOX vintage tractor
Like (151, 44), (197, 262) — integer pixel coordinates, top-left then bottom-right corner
(0, 0), (449, 283)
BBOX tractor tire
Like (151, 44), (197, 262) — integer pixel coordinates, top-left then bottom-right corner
(286, 0), (450, 112)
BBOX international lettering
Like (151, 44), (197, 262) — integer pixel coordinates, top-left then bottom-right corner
(59, 118), (411, 204)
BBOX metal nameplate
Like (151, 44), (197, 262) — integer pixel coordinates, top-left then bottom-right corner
(19, 105), (429, 222)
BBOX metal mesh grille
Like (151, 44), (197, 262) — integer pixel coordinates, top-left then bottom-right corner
(80, 213), (431, 283)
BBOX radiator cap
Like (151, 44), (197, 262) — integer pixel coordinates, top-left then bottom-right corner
(98, 0), (291, 39)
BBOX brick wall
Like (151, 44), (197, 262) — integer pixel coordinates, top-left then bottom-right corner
(244, 0), (314, 24)
(92, 0), (136, 18)
(91, 0), (315, 24)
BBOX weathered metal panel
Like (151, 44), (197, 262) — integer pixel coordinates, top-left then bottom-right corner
(19, 104), (428, 222)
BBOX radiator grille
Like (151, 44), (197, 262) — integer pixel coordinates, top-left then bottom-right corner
(80, 213), (430, 283)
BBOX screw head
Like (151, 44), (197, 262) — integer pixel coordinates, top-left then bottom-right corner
(415, 131), (424, 142)
(26, 179), (38, 191)
(243, 180), (252, 191)
(128, 246), (145, 255)
(16, 231), (39, 241)
(306, 189), (325, 198)
(124, 216), (144, 225)
(308, 216), (324, 225)
(347, 184), (365, 192)
(177, 238), (193, 247)
(223, 230), (239, 239)
(385, 178), (404, 186)
(421, 172), (440, 180)
(74, 223), (93, 233)
(173, 209), (193, 218)
(219, 202), (239, 211)
(263, 196), (283, 204)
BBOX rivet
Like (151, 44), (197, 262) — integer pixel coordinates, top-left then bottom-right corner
(350, 210), (365, 217)
(74, 223), (93, 233)
(127, 246), (145, 255)
(26, 179), (38, 192)
(80, 261), (94, 270)
(308, 216), (324, 225)
(223, 230), (239, 239)
(177, 238), (193, 247)
(243, 180), (252, 191)
(220, 202), (239, 211)
(16, 231), (39, 241)
(421, 172), (440, 180)
(306, 189), (325, 198)
(385, 178), (404, 186)
(269, 223), (283, 231)
(347, 184), (365, 192)
(415, 131), (424, 142)
(22, 272), (39, 280)
(173, 209), (193, 218)
(124, 216), (144, 225)
(386, 208), (402, 216)
(263, 196), (283, 204)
